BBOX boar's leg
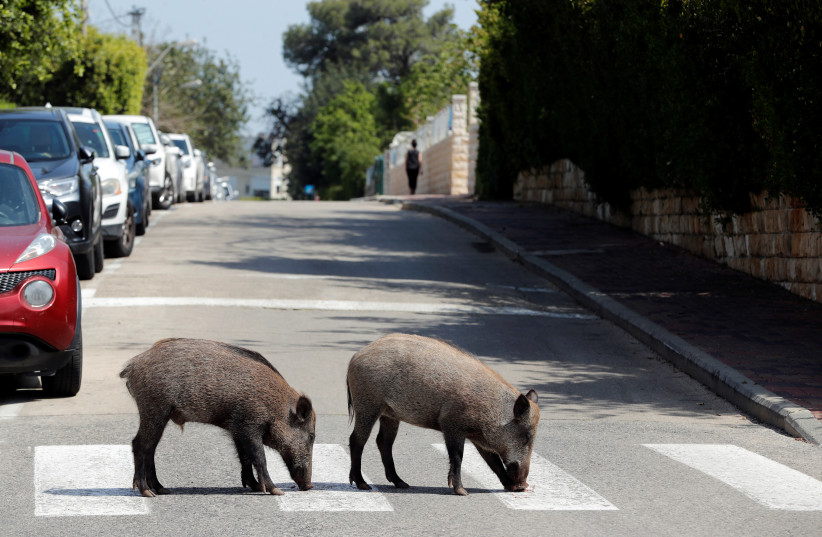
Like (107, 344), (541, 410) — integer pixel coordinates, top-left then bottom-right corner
(348, 410), (379, 490)
(234, 430), (283, 495)
(471, 443), (516, 491)
(375, 416), (409, 489)
(444, 434), (468, 496)
(233, 435), (262, 492)
(131, 412), (171, 497)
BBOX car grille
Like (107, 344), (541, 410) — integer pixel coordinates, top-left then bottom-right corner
(103, 203), (121, 219)
(0, 269), (57, 294)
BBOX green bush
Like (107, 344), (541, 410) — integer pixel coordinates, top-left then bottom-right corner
(476, 0), (822, 217)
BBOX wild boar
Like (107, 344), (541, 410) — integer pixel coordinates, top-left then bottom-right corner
(346, 333), (540, 496)
(119, 338), (315, 497)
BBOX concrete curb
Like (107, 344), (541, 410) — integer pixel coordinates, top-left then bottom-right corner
(402, 200), (822, 445)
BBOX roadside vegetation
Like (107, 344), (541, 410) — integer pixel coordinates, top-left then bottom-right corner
(0, 0), (250, 166)
(475, 0), (822, 218)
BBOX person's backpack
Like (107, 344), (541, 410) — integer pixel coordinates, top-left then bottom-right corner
(406, 149), (419, 170)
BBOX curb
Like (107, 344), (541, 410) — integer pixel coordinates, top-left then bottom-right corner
(402, 200), (822, 445)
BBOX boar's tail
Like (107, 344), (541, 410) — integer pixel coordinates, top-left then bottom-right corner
(346, 371), (354, 424)
(119, 361), (135, 396)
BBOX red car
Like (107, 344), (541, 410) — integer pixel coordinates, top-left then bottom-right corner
(0, 149), (82, 396)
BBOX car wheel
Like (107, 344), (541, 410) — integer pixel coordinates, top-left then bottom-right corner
(155, 175), (174, 210)
(105, 203), (136, 257)
(136, 199), (149, 236)
(94, 234), (104, 273)
(42, 322), (82, 397)
(76, 248), (95, 280)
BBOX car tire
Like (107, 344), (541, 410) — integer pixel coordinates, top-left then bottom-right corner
(94, 234), (104, 273)
(136, 199), (149, 236)
(42, 319), (82, 397)
(76, 248), (95, 280)
(105, 203), (135, 258)
(155, 174), (174, 210)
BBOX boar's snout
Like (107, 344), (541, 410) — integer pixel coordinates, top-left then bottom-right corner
(504, 460), (530, 492)
(290, 465), (314, 491)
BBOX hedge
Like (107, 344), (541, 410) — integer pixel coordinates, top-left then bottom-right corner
(476, 0), (822, 217)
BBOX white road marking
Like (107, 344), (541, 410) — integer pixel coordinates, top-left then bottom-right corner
(267, 444), (392, 511)
(0, 402), (23, 419)
(34, 445), (147, 517)
(81, 288), (97, 299)
(644, 444), (822, 510)
(432, 444), (617, 510)
(82, 296), (596, 319)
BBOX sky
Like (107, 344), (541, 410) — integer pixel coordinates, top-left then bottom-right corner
(86, 0), (480, 136)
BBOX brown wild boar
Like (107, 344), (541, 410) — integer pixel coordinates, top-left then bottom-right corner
(346, 333), (540, 496)
(120, 338), (315, 497)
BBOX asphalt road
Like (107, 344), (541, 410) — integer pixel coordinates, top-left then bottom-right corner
(2, 200), (821, 536)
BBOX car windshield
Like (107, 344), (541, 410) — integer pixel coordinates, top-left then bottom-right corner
(0, 119), (72, 162)
(171, 139), (191, 155)
(71, 121), (110, 158)
(131, 122), (156, 146)
(0, 163), (40, 226)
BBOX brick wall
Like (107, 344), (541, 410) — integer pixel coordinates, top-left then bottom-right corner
(516, 159), (822, 303)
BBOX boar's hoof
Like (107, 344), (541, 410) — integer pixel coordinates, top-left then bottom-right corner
(139, 489), (155, 498)
(453, 487), (469, 496)
(393, 479), (410, 489)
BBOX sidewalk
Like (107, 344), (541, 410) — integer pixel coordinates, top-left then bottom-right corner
(394, 197), (822, 445)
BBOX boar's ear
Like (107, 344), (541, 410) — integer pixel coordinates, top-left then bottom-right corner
(291, 395), (313, 424)
(525, 388), (538, 404)
(514, 393), (531, 420)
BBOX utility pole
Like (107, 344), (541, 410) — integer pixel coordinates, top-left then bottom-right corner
(128, 6), (146, 46)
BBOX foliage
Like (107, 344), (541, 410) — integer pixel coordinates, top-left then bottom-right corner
(144, 44), (251, 166)
(35, 27), (147, 114)
(475, 0), (822, 217)
(274, 0), (466, 198)
(310, 80), (381, 199)
(0, 0), (83, 103)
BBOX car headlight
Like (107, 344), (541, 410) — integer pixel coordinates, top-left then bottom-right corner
(102, 178), (122, 196)
(22, 279), (55, 308)
(40, 177), (79, 197)
(15, 234), (56, 264)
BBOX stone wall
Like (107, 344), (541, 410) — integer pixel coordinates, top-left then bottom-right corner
(516, 159), (822, 303)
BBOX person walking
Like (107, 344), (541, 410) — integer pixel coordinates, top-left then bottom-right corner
(405, 139), (422, 195)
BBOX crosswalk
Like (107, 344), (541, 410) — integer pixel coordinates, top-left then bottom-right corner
(31, 443), (822, 516)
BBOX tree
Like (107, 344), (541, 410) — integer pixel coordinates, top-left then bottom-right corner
(275, 0), (466, 198)
(37, 27), (146, 114)
(310, 80), (381, 199)
(144, 44), (251, 165)
(0, 0), (83, 104)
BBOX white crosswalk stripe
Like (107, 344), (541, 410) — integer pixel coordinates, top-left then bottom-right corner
(433, 443), (618, 510)
(644, 444), (822, 511)
(34, 445), (147, 517)
(30, 442), (822, 515)
(267, 444), (393, 511)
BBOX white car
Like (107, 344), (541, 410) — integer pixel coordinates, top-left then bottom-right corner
(168, 133), (205, 202)
(64, 107), (135, 258)
(103, 114), (173, 210)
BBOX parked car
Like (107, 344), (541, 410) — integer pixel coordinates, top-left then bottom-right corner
(168, 133), (205, 202)
(0, 149), (82, 396)
(104, 118), (151, 236)
(158, 132), (183, 204)
(205, 160), (217, 201)
(0, 107), (103, 280)
(103, 115), (174, 210)
(63, 108), (134, 258)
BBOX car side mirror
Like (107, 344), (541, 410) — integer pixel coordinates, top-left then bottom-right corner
(115, 145), (131, 160)
(52, 198), (68, 225)
(141, 143), (159, 155)
(78, 146), (95, 164)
